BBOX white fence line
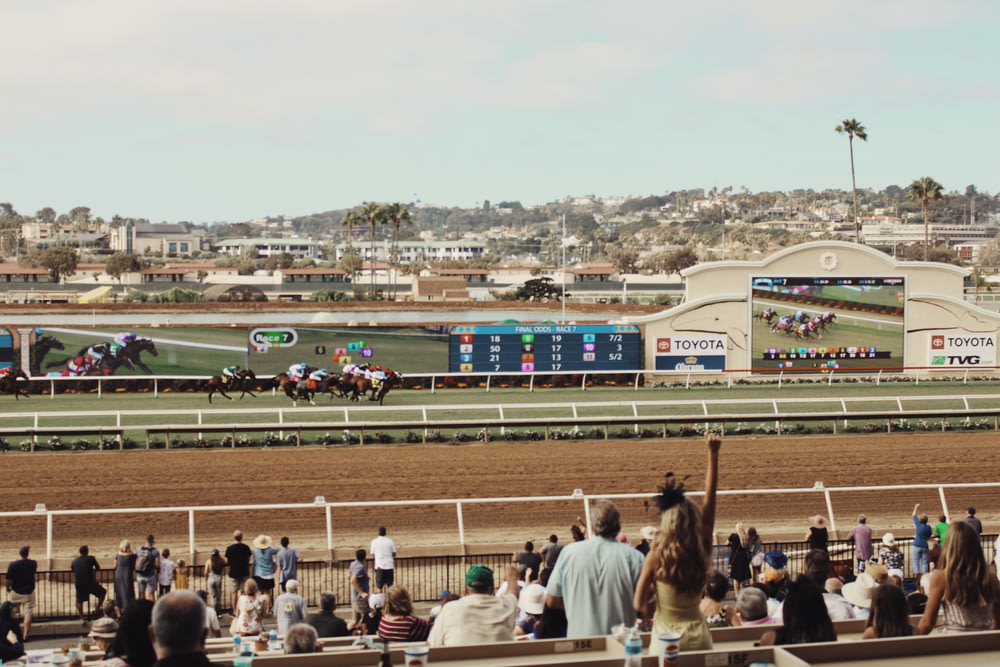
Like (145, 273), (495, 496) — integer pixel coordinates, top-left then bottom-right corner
(11, 481), (1000, 563)
(3, 393), (1000, 430)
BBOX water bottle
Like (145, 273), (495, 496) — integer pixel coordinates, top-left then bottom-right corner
(233, 634), (242, 656)
(241, 636), (253, 656)
(624, 625), (642, 667)
(268, 626), (280, 651)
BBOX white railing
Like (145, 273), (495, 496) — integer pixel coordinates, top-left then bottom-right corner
(10, 481), (1000, 563)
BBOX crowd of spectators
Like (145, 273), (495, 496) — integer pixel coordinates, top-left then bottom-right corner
(2, 461), (998, 664)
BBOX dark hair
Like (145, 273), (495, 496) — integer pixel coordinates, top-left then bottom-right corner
(113, 599), (156, 667)
(281, 536), (290, 548)
(378, 527), (387, 536)
(549, 534), (558, 543)
(570, 525), (585, 541)
(804, 549), (831, 588)
(80, 545), (89, 556)
(146, 534), (155, 544)
(705, 570), (730, 602)
(19, 545), (30, 558)
(866, 584), (913, 638)
(967, 507), (976, 515)
(320, 591), (336, 612)
(525, 541), (534, 552)
(355, 549), (366, 561)
(778, 575), (836, 645)
(727, 533), (742, 549)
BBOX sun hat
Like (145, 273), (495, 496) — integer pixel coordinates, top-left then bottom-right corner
(253, 534), (272, 550)
(368, 593), (385, 609)
(866, 562), (888, 583)
(842, 573), (877, 608)
(640, 525), (657, 541)
(519, 583), (546, 615)
(810, 515), (827, 528)
(466, 564), (495, 590)
(763, 549), (788, 570)
(89, 617), (119, 639)
(881, 532), (896, 547)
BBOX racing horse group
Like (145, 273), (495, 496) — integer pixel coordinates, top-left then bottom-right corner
(271, 367), (403, 407)
(758, 308), (838, 341)
(46, 337), (159, 375)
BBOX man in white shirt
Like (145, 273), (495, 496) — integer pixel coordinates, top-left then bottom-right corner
(369, 526), (397, 591)
(429, 564), (519, 646)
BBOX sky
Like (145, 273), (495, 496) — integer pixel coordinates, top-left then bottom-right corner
(2, 1), (998, 224)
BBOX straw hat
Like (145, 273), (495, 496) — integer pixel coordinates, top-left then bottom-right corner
(842, 573), (877, 608)
(252, 534), (272, 550)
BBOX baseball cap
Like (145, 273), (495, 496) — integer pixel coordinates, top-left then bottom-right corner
(466, 564), (495, 590)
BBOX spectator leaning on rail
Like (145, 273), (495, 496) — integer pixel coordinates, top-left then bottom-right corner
(370, 527), (397, 592)
(150, 590), (223, 667)
(428, 564), (519, 646)
(73, 545), (107, 624)
(912, 503), (933, 576)
(548, 497), (645, 638)
(224, 531), (252, 614)
(846, 514), (873, 574)
(964, 507), (983, 535)
(276, 536), (303, 593)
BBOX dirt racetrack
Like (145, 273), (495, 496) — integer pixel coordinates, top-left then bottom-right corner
(1, 430), (997, 565)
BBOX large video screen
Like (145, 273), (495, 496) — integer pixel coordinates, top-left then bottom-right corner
(750, 276), (905, 373)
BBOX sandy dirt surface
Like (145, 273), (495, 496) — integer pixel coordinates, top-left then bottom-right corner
(1, 430), (998, 565)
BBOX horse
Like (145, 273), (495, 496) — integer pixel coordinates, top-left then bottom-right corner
(205, 369), (258, 403)
(31, 335), (64, 375)
(0, 369), (31, 399)
(755, 309), (776, 324)
(92, 338), (159, 375)
(346, 369), (402, 405)
(272, 369), (317, 407)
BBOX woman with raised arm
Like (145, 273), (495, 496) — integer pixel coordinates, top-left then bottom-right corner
(634, 432), (721, 651)
(917, 520), (1000, 634)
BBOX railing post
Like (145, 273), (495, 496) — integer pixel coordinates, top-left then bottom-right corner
(46, 512), (53, 562)
(188, 509), (196, 561)
(456, 501), (465, 550)
(938, 486), (951, 523)
(325, 504), (334, 560)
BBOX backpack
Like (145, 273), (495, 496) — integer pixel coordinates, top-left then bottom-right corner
(136, 546), (155, 575)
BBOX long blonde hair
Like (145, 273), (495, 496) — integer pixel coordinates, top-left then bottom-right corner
(941, 520), (996, 608)
(653, 497), (709, 596)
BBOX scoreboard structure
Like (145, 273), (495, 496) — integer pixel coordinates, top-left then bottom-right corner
(449, 324), (641, 373)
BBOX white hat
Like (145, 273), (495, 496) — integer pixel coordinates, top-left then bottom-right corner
(640, 526), (657, 541)
(518, 583), (546, 615)
(253, 534), (272, 550)
(842, 573), (877, 608)
(881, 532), (896, 547)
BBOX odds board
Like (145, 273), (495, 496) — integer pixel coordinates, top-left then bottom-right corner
(449, 324), (641, 373)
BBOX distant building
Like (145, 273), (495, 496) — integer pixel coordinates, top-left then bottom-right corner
(330, 240), (486, 263)
(213, 237), (322, 259)
(110, 222), (209, 257)
(862, 222), (999, 247)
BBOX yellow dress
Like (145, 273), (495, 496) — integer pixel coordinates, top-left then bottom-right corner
(653, 581), (713, 651)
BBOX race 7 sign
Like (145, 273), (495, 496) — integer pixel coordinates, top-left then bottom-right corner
(929, 333), (996, 367)
(250, 327), (298, 349)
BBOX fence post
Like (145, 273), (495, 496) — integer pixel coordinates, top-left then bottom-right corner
(456, 502), (465, 550)
(937, 486), (951, 523)
(188, 509), (196, 561)
(325, 504), (334, 560)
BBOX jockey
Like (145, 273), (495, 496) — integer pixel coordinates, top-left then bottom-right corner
(288, 362), (309, 381)
(308, 368), (329, 382)
(222, 364), (241, 384)
(0, 367), (11, 378)
(87, 342), (114, 362)
(342, 363), (357, 375)
(114, 332), (138, 347)
(68, 356), (92, 376)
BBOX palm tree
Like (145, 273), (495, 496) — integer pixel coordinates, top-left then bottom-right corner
(907, 177), (945, 261)
(359, 202), (386, 298)
(339, 209), (362, 282)
(383, 202), (412, 300)
(835, 119), (868, 242)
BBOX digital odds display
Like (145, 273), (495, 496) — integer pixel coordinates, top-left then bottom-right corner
(449, 324), (641, 373)
(750, 275), (905, 373)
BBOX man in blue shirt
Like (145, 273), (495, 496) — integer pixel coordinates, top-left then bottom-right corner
(912, 504), (933, 576)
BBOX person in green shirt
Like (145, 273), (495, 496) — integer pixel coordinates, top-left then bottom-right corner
(933, 515), (948, 544)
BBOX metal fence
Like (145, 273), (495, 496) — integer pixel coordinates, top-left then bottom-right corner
(10, 534), (996, 622)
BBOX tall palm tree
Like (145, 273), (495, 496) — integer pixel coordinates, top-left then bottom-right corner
(359, 202), (386, 298)
(907, 177), (945, 261)
(339, 209), (362, 281)
(383, 202), (412, 300)
(835, 119), (868, 242)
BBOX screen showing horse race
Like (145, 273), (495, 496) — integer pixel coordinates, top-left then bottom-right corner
(750, 276), (906, 373)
